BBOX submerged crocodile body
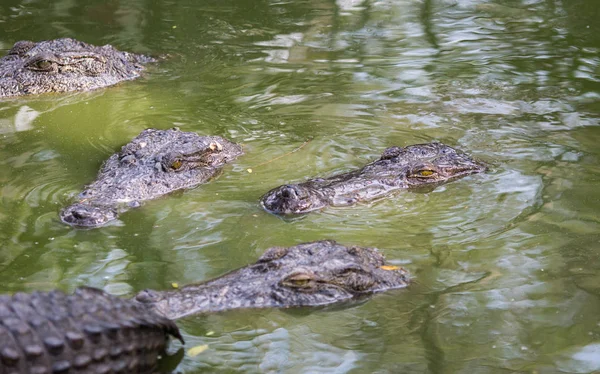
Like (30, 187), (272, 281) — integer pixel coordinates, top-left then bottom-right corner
(0, 241), (407, 373)
(0, 38), (154, 98)
(0, 287), (182, 374)
(261, 142), (486, 214)
(60, 128), (243, 227)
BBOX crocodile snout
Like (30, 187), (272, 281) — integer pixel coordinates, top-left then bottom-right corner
(280, 185), (301, 200)
(60, 203), (117, 227)
(260, 184), (326, 214)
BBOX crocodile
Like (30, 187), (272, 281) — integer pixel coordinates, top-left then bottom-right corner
(0, 38), (154, 97)
(134, 240), (408, 319)
(0, 287), (182, 374)
(0, 241), (408, 373)
(60, 128), (243, 228)
(261, 142), (486, 214)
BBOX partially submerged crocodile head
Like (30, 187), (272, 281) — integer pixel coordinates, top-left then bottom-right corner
(0, 38), (154, 97)
(60, 128), (243, 227)
(135, 240), (408, 320)
(261, 142), (486, 214)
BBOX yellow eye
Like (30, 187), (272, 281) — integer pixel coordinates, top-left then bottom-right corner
(290, 279), (311, 286)
(418, 170), (435, 177)
(171, 160), (183, 170)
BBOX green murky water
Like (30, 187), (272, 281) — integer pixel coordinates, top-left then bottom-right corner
(1, 0), (600, 372)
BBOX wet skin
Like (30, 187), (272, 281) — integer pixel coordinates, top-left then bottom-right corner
(0, 241), (408, 373)
(135, 240), (409, 320)
(261, 142), (486, 214)
(60, 128), (243, 228)
(0, 38), (154, 97)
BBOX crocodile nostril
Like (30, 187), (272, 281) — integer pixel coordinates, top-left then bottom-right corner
(71, 209), (89, 219)
(280, 185), (299, 199)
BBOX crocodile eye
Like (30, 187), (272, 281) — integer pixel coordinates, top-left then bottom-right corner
(290, 279), (310, 286)
(171, 160), (183, 170)
(29, 59), (55, 71)
(283, 273), (314, 288)
(37, 60), (52, 69)
(411, 169), (437, 178)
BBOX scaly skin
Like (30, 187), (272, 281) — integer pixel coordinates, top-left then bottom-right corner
(261, 142), (486, 214)
(0, 38), (154, 97)
(0, 287), (182, 374)
(135, 240), (409, 320)
(60, 128), (243, 228)
(0, 241), (408, 372)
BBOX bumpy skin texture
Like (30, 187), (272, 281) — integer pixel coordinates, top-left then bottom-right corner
(60, 128), (243, 227)
(0, 38), (154, 97)
(261, 142), (486, 214)
(0, 287), (182, 374)
(135, 240), (409, 320)
(0, 242), (407, 370)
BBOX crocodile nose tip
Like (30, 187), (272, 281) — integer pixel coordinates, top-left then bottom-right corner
(70, 208), (89, 219)
(60, 204), (117, 227)
(280, 185), (299, 199)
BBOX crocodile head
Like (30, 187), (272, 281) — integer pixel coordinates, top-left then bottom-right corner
(135, 240), (408, 320)
(0, 38), (153, 97)
(386, 143), (487, 188)
(260, 183), (330, 215)
(261, 142), (486, 214)
(60, 128), (243, 228)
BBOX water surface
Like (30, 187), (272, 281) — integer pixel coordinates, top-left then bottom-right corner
(1, 0), (599, 372)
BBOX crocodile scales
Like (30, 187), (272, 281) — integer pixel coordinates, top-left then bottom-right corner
(0, 241), (408, 373)
(60, 128), (243, 228)
(0, 287), (182, 374)
(261, 142), (486, 214)
(0, 38), (154, 97)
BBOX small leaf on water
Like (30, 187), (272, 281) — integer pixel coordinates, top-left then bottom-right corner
(206, 331), (215, 336)
(171, 282), (179, 289)
(247, 168), (253, 173)
(187, 344), (209, 357)
(381, 265), (400, 271)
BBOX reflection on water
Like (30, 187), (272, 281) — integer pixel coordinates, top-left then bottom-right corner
(1, 0), (600, 372)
